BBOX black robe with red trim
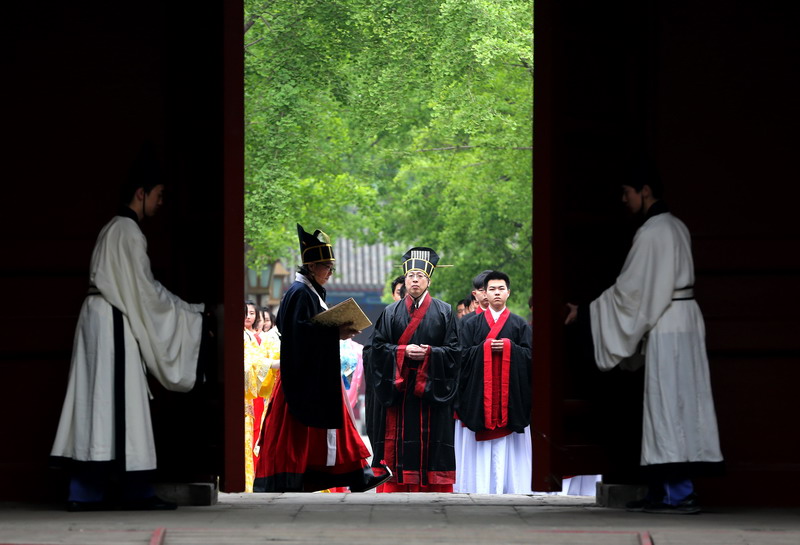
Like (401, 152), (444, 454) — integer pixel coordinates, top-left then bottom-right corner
(367, 294), (460, 486)
(456, 310), (532, 435)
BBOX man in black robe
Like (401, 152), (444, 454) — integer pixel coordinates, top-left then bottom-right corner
(367, 247), (460, 492)
(454, 270), (532, 493)
(254, 224), (391, 493)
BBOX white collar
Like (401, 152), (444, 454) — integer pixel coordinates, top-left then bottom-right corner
(410, 290), (429, 309)
(296, 272), (328, 310)
(489, 306), (507, 321)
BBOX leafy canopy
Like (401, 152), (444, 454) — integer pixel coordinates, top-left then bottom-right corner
(245, 0), (532, 314)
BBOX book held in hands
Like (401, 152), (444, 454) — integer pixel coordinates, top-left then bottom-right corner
(311, 298), (372, 331)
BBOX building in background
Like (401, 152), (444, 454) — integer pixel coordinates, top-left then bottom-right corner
(246, 240), (397, 346)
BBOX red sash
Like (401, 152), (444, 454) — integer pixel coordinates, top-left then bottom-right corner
(385, 294), (433, 481)
(481, 309), (511, 433)
(393, 294), (432, 397)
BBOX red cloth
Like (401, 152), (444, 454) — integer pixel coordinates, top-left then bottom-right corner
(475, 309), (512, 441)
(378, 482), (453, 493)
(254, 376), (370, 486)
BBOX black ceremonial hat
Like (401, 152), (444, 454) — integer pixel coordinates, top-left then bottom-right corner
(402, 247), (440, 278)
(297, 223), (335, 264)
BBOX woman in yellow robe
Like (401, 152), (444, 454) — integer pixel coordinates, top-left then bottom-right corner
(244, 302), (279, 492)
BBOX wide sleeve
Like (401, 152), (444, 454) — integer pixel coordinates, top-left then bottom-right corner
(418, 303), (460, 405)
(589, 222), (677, 370)
(508, 319), (533, 427)
(368, 305), (403, 407)
(92, 218), (204, 392)
(277, 284), (342, 429)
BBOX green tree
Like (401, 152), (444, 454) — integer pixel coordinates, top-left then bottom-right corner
(244, 0), (532, 313)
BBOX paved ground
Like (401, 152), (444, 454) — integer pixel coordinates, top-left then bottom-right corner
(2, 493), (799, 545)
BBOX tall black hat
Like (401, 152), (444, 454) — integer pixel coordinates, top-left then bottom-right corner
(402, 247), (440, 278)
(297, 223), (335, 264)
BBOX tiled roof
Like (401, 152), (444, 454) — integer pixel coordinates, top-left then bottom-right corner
(327, 238), (399, 292)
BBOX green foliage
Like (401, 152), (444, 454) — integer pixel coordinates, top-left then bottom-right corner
(244, 0), (532, 314)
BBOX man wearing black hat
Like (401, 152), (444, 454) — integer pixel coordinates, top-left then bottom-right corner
(367, 247), (460, 492)
(253, 224), (391, 493)
(565, 163), (723, 513)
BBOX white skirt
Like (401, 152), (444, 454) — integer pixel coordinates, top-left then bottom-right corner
(453, 421), (532, 494)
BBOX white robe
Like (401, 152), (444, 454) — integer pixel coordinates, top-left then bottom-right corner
(51, 215), (204, 471)
(453, 422), (533, 494)
(589, 212), (723, 467)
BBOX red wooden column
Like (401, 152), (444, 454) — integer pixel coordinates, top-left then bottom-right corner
(221, 0), (246, 493)
(531, 0), (563, 492)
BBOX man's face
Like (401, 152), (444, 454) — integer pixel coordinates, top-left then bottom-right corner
(309, 261), (335, 286)
(486, 279), (510, 311)
(456, 303), (466, 318)
(392, 283), (404, 301)
(144, 184), (165, 217)
(621, 185), (643, 215)
(472, 287), (489, 309)
(405, 271), (429, 298)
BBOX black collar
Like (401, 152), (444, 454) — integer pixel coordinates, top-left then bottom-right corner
(644, 199), (669, 221)
(117, 205), (139, 224)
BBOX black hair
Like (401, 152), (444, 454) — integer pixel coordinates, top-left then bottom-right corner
(472, 269), (493, 290)
(244, 300), (257, 318)
(625, 157), (663, 199)
(391, 275), (405, 292)
(120, 141), (163, 205)
(260, 306), (275, 331)
(483, 270), (510, 290)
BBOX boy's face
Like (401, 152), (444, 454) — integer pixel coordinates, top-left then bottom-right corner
(392, 283), (404, 301)
(472, 287), (488, 309)
(144, 184), (165, 217)
(486, 279), (510, 311)
(621, 185), (643, 215)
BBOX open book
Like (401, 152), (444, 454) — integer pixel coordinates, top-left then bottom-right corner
(311, 297), (372, 331)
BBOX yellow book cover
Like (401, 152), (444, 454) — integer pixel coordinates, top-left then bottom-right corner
(312, 298), (372, 331)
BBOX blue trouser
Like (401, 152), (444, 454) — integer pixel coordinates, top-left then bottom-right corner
(68, 466), (155, 503)
(649, 477), (693, 505)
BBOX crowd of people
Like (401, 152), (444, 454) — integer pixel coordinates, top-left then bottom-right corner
(244, 164), (723, 514)
(244, 232), (538, 495)
(50, 148), (721, 514)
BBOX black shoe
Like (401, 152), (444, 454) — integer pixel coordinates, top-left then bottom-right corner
(625, 498), (650, 512)
(350, 463), (393, 493)
(642, 493), (701, 515)
(67, 501), (115, 512)
(119, 496), (178, 511)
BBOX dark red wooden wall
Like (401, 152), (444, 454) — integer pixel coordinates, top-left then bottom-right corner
(533, 0), (800, 505)
(1, 0), (245, 500)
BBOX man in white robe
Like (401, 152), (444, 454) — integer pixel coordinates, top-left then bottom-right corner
(50, 150), (206, 511)
(566, 166), (723, 514)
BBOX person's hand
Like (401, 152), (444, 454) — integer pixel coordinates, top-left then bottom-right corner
(490, 339), (505, 352)
(565, 303), (578, 325)
(338, 323), (360, 340)
(405, 344), (428, 360)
